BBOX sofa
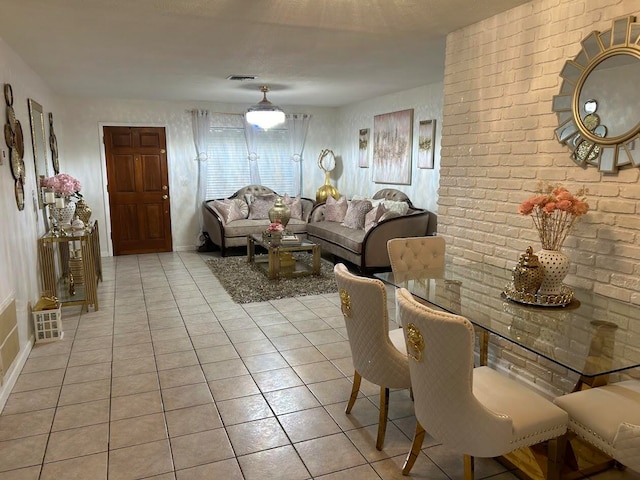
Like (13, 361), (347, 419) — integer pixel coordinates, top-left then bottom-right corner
(306, 188), (435, 272)
(202, 185), (315, 256)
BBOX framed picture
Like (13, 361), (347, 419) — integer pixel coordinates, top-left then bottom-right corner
(418, 119), (436, 169)
(373, 109), (413, 185)
(358, 128), (369, 168)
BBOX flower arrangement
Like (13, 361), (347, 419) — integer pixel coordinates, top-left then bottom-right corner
(266, 221), (285, 233)
(518, 183), (589, 250)
(41, 173), (82, 198)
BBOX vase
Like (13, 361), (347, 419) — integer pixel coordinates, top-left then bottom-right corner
(268, 197), (291, 228)
(52, 200), (76, 228)
(535, 249), (570, 295)
(512, 246), (543, 294)
(316, 171), (339, 204)
(75, 199), (92, 224)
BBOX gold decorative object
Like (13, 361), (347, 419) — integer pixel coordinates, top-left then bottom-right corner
(339, 288), (351, 318)
(512, 246), (543, 295)
(503, 282), (574, 307)
(75, 199), (92, 224)
(268, 197), (291, 228)
(406, 323), (424, 362)
(316, 148), (339, 203)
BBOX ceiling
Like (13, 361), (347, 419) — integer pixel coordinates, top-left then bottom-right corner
(0, 0), (530, 108)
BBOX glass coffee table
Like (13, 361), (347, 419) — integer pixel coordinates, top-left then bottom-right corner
(247, 234), (321, 280)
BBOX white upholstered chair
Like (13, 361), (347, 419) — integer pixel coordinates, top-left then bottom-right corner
(333, 263), (411, 450)
(387, 236), (446, 274)
(396, 288), (568, 479)
(554, 380), (640, 472)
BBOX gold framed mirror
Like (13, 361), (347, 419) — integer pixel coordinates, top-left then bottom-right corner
(552, 15), (640, 172)
(28, 98), (48, 207)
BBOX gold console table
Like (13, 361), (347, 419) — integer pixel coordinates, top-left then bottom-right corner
(38, 221), (102, 312)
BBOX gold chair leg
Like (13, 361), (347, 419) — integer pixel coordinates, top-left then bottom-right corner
(402, 422), (426, 475)
(464, 454), (475, 480)
(345, 371), (362, 414)
(376, 386), (389, 450)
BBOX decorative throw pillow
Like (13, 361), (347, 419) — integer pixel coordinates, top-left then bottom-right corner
(364, 203), (387, 232)
(382, 200), (409, 216)
(378, 210), (402, 223)
(212, 199), (246, 224)
(352, 195), (384, 209)
(325, 196), (348, 223)
(248, 195), (276, 219)
(283, 194), (303, 220)
(233, 198), (249, 219)
(342, 199), (373, 229)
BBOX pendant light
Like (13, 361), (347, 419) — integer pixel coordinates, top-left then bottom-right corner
(245, 86), (285, 130)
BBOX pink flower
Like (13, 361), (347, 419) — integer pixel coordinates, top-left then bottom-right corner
(518, 200), (534, 215)
(267, 221), (284, 232)
(555, 199), (573, 211)
(543, 202), (556, 213)
(41, 173), (82, 197)
(573, 200), (589, 216)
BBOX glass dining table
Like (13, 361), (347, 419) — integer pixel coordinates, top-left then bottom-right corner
(375, 259), (640, 390)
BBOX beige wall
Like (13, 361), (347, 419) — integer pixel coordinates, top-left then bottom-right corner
(439, 0), (640, 304)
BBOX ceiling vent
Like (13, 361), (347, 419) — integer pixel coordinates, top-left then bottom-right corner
(227, 75), (257, 81)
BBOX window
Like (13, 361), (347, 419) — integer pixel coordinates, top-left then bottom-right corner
(205, 126), (296, 199)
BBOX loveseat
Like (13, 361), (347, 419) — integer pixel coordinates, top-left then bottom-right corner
(202, 185), (315, 256)
(306, 188), (435, 272)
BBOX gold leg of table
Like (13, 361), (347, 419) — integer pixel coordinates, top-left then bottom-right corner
(268, 247), (280, 280)
(247, 236), (255, 263)
(312, 245), (321, 275)
(479, 329), (489, 366)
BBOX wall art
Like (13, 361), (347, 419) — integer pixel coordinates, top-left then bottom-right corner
(358, 128), (369, 168)
(373, 109), (413, 184)
(418, 119), (436, 169)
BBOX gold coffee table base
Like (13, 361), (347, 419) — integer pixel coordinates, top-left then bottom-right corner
(247, 234), (321, 280)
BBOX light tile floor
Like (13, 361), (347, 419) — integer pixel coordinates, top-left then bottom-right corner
(0, 251), (638, 480)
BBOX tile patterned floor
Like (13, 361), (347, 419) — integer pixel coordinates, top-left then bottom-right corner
(0, 251), (638, 479)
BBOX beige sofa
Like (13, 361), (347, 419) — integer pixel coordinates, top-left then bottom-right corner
(202, 185), (315, 256)
(306, 188), (435, 272)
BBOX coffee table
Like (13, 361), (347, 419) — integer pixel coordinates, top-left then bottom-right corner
(247, 234), (321, 280)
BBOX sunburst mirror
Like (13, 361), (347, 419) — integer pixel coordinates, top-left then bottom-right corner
(552, 15), (640, 172)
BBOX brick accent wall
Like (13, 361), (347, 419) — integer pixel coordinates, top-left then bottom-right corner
(439, 0), (640, 395)
(440, 0), (640, 304)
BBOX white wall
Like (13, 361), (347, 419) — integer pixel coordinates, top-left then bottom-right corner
(0, 36), (59, 404)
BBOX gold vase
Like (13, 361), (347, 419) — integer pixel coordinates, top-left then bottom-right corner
(316, 171), (339, 203)
(75, 199), (92, 224)
(268, 197), (291, 228)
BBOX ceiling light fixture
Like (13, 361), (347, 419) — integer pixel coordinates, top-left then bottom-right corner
(245, 86), (285, 130)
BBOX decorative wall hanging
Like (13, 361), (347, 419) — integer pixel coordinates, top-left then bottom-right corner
(358, 128), (369, 168)
(373, 109), (413, 185)
(552, 15), (640, 172)
(418, 120), (436, 169)
(5, 84), (26, 210)
(315, 149), (339, 203)
(49, 113), (60, 174)
(29, 98), (48, 208)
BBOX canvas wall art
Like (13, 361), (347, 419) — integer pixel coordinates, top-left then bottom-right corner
(358, 128), (369, 168)
(373, 109), (413, 184)
(418, 119), (436, 169)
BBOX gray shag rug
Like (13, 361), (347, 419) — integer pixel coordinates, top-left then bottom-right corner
(205, 253), (338, 304)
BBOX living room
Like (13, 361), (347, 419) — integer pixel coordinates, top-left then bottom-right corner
(0, 0), (639, 477)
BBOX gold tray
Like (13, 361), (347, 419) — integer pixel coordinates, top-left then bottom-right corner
(503, 282), (574, 307)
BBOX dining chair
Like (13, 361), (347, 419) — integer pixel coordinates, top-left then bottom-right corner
(553, 380), (640, 472)
(396, 287), (568, 480)
(387, 236), (446, 273)
(333, 263), (411, 450)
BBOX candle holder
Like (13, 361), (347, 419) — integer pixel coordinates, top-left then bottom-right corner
(42, 187), (61, 236)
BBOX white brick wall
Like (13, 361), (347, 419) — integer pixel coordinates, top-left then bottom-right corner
(439, 0), (640, 393)
(440, 0), (640, 302)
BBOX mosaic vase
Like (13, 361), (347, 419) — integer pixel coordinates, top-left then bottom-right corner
(535, 249), (570, 295)
(52, 200), (76, 227)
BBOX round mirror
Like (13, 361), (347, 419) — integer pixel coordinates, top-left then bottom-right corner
(552, 15), (640, 172)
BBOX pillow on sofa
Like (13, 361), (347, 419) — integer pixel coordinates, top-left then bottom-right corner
(378, 210), (402, 222)
(283, 194), (303, 220)
(325, 196), (348, 222)
(352, 195), (384, 209)
(342, 199), (372, 229)
(248, 195), (277, 219)
(364, 203), (387, 232)
(212, 199), (247, 224)
(382, 200), (409, 216)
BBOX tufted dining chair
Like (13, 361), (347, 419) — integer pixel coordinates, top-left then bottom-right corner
(333, 263), (411, 450)
(553, 380), (640, 472)
(387, 236), (446, 274)
(396, 288), (568, 479)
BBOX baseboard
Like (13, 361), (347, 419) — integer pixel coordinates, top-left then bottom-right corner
(0, 336), (33, 413)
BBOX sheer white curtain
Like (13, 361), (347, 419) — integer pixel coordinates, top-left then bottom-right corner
(243, 119), (262, 185)
(192, 109), (212, 246)
(286, 114), (311, 196)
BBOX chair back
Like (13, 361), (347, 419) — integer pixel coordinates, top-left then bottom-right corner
(387, 236), (445, 274)
(396, 288), (512, 453)
(334, 263), (410, 388)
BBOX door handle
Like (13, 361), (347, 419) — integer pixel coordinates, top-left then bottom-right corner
(162, 195), (168, 200)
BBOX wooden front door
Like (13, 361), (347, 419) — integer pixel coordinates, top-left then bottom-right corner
(104, 126), (172, 255)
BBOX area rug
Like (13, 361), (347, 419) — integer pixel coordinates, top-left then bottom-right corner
(205, 253), (338, 304)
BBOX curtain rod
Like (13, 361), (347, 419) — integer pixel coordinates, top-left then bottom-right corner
(185, 109), (243, 115)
